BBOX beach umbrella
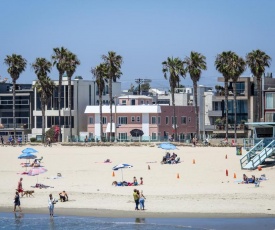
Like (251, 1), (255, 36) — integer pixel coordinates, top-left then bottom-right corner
(158, 142), (178, 150)
(112, 163), (133, 182)
(22, 148), (38, 154)
(18, 152), (37, 159)
(28, 167), (47, 183)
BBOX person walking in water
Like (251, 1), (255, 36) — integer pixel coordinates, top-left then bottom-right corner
(13, 191), (22, 212)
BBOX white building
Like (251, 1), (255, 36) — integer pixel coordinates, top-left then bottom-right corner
(31, 77), (121, 141)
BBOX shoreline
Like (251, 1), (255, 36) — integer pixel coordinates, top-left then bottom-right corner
(1, 207), (274, 218)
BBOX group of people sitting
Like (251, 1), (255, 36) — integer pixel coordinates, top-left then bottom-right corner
(240, 174), (267, 184)
(112, 176), (143, 186)
(161, 152), (180, 164)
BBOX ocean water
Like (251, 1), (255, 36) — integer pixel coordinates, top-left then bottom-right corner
(0, 212), (275, 230)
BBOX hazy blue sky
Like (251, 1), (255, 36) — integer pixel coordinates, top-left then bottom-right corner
(0, 0), (274, 90)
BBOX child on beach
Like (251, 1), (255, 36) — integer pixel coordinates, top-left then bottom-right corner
(140, 177), (143, 185)
(13, 191), (22, 212)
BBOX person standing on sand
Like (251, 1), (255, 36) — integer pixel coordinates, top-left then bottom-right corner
(133, 189), (139, 210)
(48, 194), (57, 217)
(13, 191), (22, 212)
(139, 190), (146, 210)
(17, 178), (23, 197)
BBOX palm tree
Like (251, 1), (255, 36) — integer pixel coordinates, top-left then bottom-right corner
(64, 51), (80, 142)
(230, 54), (246, 142)
(52, 47), (68, 142)
(184, 51), (207, 140)
(33, 76), (55, 143)
(102, 51), (123, 142)
(215, 51), (236, 139)
(31, 58), (52, 142)
(162, 57), (186, 141)
(4, 54), (27, 141)
(91, 63), (108, 141)
(246, 50), (271, 122)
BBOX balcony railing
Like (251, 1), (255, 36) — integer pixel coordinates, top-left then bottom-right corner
(208, 110), (222, 117)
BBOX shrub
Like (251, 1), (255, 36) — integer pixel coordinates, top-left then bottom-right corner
(30, 137), (36, 142)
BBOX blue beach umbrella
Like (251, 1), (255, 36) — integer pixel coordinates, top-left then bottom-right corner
(158, 142), (178, 150)
(18, 152), (37, 159)
(22, 148), (38, 154)
(112, 163), (133, 182)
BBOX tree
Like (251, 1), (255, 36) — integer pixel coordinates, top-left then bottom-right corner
(162, 57), (186, 141)
(184, 51), (207, 140)
(64, 51), (80, 142)
(4, 54), (27, 141)
(102, 51), (123, 141)
(246, 50), (271, 122)
(52, 47), (68, 142)
(230, 54), (246, 142)
(215, 51), (236, 139)
(91, 63), (108, 142)
(33, 76), (55, 143)
(31, 58), (53, 142)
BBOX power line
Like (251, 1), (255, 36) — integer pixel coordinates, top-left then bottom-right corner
(135, 78), (152, 95)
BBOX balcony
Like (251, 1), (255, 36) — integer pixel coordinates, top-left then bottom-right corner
(208, 110), (222, 117)
(0, 123), (30, 129)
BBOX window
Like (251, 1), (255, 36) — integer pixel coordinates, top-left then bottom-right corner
(122, 100), (126, 105)
(131, 116), (135, 122)
(88, 117), (93, 124)
(119, 132), (127, 140)
(179, 133), (185, 140)
(131, 99), (135, 105)
(266, 93), (275, 109)
(118, 117), (127, 124)
(102, 117), (107, 124)
(265, 112), (275, 122)
(158, 116), (161, 124)
(151, 132), (157, 140)
(181, 116), (187, 124)
(141, 100), (144, 104)
(172, 116), (177, 125)
(151, 116), (156, 124)
(166, 116), (169, 125)
(137, 116), (140, 122)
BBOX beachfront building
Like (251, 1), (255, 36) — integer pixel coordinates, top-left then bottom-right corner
(0, 82), (34, 141)
(85, 95), (196, 142)
(31, 76), (121, 141)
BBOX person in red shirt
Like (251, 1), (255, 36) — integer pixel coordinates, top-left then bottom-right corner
(17, 178), (23, 197)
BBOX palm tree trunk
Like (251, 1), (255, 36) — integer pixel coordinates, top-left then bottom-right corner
(68, 76), (72, 142)
(58, 73), (62, 142)
(172, 88), (177, 141)
(12, 80), (16, 141)
(233, 81), (237, 142)
(109, 79), (113, 142)
(42, 100), (46, 143)
(224, 80), (229, 139)
(99, 93), (103, 141)
(193, 81), (199, 140)
(257, 77), (261, 122)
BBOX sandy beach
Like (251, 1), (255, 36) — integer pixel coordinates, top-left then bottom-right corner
(1, 144), (275, 217)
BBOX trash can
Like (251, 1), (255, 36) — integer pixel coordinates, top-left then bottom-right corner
(236, 146), (242, 155)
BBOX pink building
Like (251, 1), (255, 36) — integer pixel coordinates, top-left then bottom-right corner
(84, 95), (196, 141)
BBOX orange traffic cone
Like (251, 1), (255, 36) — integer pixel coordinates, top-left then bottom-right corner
(193, 159), (196, 164)
(225, 154), (227, 159)
(226, 169), (228, 176)
(258, 166), (262, 171)
(177, 173), (180, 179)
(234, 173), (236, 179)
(148, 165), (151, 170)
(112, 171), (115, 177)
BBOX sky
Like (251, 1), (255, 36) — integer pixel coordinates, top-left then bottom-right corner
(0, 0), (274, 91)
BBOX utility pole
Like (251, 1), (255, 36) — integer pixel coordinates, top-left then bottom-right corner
(135, 78), (152, 95)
